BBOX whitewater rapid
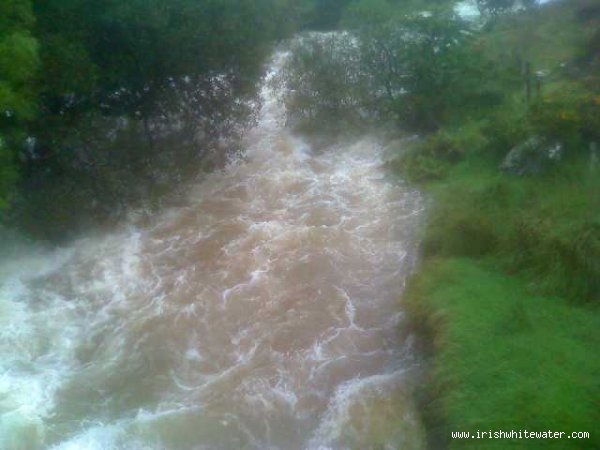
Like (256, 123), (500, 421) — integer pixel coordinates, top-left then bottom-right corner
(0, 50), (425, 449)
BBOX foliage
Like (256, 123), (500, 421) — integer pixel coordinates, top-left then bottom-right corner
(392, 123), (488, 182)
(280, 0), (511, 133)
(480, 106), (530, 157)
(303, 0), (355, 30)
(0, 0), (39, 210)
(15, 72), (254, 238)
(0, 140), (20, 210)
(278, 32), (368, 134)
(3, 0), (307, 237)
(476, 0), (516, 17)
(529, 83), (600, 149)
(33, 0), (296, 116)
(346, 2), (488, 130)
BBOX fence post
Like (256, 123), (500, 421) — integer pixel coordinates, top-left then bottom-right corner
(525, 61), (531, 104)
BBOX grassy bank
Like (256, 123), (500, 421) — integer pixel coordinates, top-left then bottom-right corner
(395, 1), (600, 448)
(398, 147), (599, 449)
(404, 258), (599, 449)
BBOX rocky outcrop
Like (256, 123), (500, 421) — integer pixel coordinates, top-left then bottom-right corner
(500, 135), (563, 175)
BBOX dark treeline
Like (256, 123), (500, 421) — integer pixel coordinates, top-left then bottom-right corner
(1, 0), (363, 239)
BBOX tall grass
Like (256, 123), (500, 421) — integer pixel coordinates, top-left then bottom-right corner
(404, 259), (600, 449)
(413, 155), (600, 303)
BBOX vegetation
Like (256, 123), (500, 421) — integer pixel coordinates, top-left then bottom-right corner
(0, 0), (39, 209)
(405, 258), (600, 449)
(279, 0), (515, 134)
(0, 0), (322, 238)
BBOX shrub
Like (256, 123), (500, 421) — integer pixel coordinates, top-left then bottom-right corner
(393, 123), (488, 183)
(277, 33), (367, 134)
(528, 84), (600, 150)
(506, 215), (600, 303)
(481, 107), (530, 158)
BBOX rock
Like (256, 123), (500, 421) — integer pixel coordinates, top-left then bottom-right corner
(500, 136), (563, 175)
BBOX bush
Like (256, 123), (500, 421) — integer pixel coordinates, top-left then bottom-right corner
(421, 174), (502, 258)
(481, 107), (530, 158)
(506, 213), (600, 303)
(280, 6), (507, 134)
(393, 123), (488, 183)
(528, 84), (600, 150)
(277, 33), (368, 134)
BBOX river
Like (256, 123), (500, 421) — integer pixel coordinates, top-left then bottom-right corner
(1, 48), (425, 449)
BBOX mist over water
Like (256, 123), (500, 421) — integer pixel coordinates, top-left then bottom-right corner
(1, 49), (425, 449)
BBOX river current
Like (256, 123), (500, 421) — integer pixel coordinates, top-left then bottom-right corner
(1, 49), (425, 449)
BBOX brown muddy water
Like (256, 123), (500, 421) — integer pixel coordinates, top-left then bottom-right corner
(0, 50), (425, 450)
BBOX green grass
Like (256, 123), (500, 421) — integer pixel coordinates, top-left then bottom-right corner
(412, 154), (600, 303)
(399, 150), (599, 448)
(392, 2), (600, 447)
(405, 258), (600, 449)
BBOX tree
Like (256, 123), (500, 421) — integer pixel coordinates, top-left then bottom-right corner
(33, 0), (297, 118)
(476, 0), (516, 17)
(0, 0), (39, 209)
(280, 0), (507, 132)
(11, 0), (303, 237)
(304, 0), (355, 30)
(349, 0), (512, 130)
(279, 33), (367, 131)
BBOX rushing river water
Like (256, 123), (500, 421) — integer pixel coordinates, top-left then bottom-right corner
(1, 49), (425, 449)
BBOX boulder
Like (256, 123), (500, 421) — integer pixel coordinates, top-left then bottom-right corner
(500, 135), (563, 175)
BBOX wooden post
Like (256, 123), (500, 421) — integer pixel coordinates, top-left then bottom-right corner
(525, 61), (531, 104)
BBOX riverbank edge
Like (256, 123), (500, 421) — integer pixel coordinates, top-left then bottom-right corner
(401, 257), (599, 449)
